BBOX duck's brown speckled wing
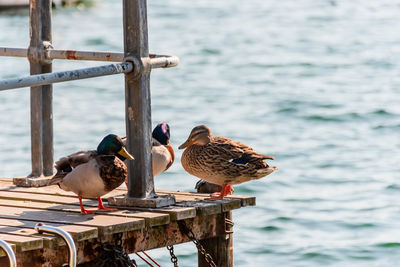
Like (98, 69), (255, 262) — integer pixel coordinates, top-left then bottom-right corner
(212, 136), (274, 162)
(55, 150), (98, 171)
(97, 155), (127, 191)
(49, 150), (98, 186)
(48, 150), (97, 185)
(194, 137), (273, 182)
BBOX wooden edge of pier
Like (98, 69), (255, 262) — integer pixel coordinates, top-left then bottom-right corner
(0, 178), (255, 266)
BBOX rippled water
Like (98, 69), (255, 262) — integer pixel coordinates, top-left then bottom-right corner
(1, 0), (400, 266)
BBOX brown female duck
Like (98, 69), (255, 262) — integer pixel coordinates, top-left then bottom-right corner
(179, 125), (277, 199)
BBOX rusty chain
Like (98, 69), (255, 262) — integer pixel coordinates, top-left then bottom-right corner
(166, 245), (179, 267)
(225, 218), (234, 234)
(178, 221), (217, 267)
(92, 233), (137, 267)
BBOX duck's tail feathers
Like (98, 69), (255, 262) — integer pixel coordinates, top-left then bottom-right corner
(256, 166), (278, 176)
(48, 171), (67, 186)
(259, 154), (274, 160)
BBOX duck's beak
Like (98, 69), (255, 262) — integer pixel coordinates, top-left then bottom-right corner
(178, 138), (192, 149)
(118, 147), (134, 160)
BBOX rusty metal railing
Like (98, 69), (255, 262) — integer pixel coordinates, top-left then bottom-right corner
(0, 239), (16, 267)
(0, 0), (177, 207)
(0, 62), (133, 91)
(35, 223), (77, 267)
(0, 47), (179, 67)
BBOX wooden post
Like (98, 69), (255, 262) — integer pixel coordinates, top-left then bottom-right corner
(28, 0), (53, 177)
(198, 211), (233, 267)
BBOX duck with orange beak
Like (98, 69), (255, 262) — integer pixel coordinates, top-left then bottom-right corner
(179, 125), (277, 199)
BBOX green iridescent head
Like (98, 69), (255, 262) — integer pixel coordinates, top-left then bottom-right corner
(97, 134), (134, 160)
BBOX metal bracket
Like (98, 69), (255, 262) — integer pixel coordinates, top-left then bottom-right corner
(108, 193), (176, 208)
(35, 223), (77, 267)
(27, 41), (53, 64)
(123, 55), (152, 79)
(0, 239), (16, 267)
(123, 56), (142, 79)
(42, 41), (54, 64)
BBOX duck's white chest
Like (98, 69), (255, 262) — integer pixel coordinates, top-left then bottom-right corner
(152, 145), (171, 176)
(61, 159), (108, 198)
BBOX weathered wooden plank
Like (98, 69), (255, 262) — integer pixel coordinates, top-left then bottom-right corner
(0, 182), (123, 199)
(166, 193), (241, 214)
(175, 195), (241, 211)
(0, 206), (144, 237)
(157, 189), (256, 206)
(115, 205), (197, 221)
(112, 190), (241, 213)
(0, 218), (98, 242)
(0, 187), (234, 221)
(109, 211), (169, 227)
(0, 198), (169, 227)
(0, 190), (98, 206)
(0, 190), (193, 222)
(0, 233), (43, 252)
(0, 225), (59, 249)
(0, 181), (255, 208)
(175, 201), (222, 216)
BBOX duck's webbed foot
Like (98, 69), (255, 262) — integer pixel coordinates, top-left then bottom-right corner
(208, 184), (232, 200)
(96, 197), (117, 212)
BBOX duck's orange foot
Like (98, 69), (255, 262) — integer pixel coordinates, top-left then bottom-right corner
(96, 197), (117, 212)
(97, 207), (118, 212)
(209, 192), (224, 200)
(207, 184), (232, 200)
(80, 209), (97, 215)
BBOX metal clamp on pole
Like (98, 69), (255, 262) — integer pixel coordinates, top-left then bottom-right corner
(123, 56), (143, 79)
(34, 223), (76, 267)
(0, 240), (17, 267)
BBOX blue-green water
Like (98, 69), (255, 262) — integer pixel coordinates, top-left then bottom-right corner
(1, 0), (400, 266)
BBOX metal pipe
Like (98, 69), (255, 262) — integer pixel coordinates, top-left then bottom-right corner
(0, 47), (179, 68)
(39, 0), (54, 177)
(35, 223), (76, 267)
(0, 47), (27, 57)
(0, 62), (133, 91)
(0, 240), (17, 267)
(149, 54), (179, 68)
(124, 0), (155, 199)
(28, 0), (52, 177)
(48, 49), (124, 62)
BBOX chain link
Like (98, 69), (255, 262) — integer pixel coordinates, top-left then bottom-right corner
(166, 245), (179, 267)
(178, 221), (217, 267)
(92, 233), (137, 267)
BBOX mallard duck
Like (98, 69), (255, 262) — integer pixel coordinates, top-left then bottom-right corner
(48, 134), (134, 214)
(123, 122), (174, 187)
(179, 125), (277, 199)
(150, 122), (175, 176)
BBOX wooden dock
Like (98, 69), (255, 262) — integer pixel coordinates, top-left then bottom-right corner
(0, 178), (255, 266)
